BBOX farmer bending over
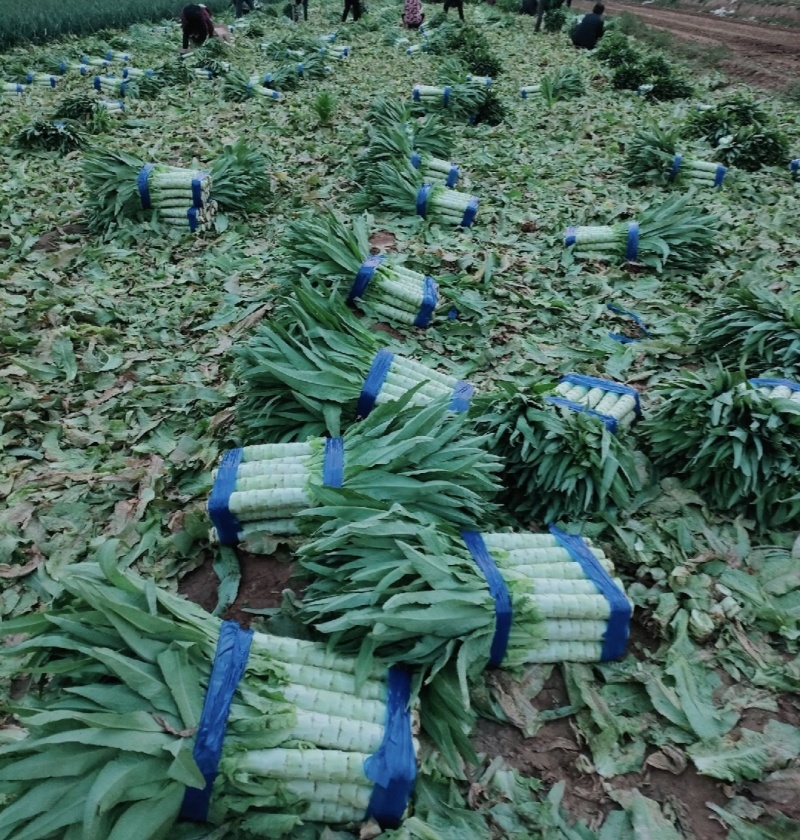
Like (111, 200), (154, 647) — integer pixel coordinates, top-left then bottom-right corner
(571, 3), (605, 49)
(181, 4), (215, 49)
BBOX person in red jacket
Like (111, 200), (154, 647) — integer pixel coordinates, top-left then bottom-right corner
(181, 4), (215, 49)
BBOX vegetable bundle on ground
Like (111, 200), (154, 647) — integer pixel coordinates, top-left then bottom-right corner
(611, 52), (693, 101)
(298, 500), (632, 695)
(550, 374), (642, 431)
(520, 66), (584, 107)
(15, 119), (83, 153)
(424, 21), (502, 78)
(626, 125), (726, 188)
(365, 97), (454, 160)
(0, 555), (419, 838)
(209, 392), (501, 547)
(641, 368), (800, 529)
(564, 194), (717, 274)
(233, 283), (474, 443)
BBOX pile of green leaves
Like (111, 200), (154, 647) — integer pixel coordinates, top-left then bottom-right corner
(612, 52), (693, 101)
(15, 119), (84, 153)
(425, 23), (503, 78)
(540, 65), (584, 107)
(693, 285), (800, 376)
(641, 368), (800, 529)
(52, 94), (111, 132)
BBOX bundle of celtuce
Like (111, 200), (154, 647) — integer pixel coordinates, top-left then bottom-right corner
(1, 82), (25, 95)
(564, 194), (716, 274)
(52, 93), (121, 127)
(223, 68), (282, 101)
(549, 374), (642, 432)
(354, 159), (479, 227)
(208, 138), (271, 213)
(750, 378), (800, 404)
(298, 502), (632, 698)
(80, 54), (112, 68)
(93, 74), (132, 97)
(121, 66), (154, 79)
(411, 82), (486, 121)
(626, 126), (726, 188)
(641, 368), (800, 529)
(0, 556), (420, 838)
(320, 44), (350, 59)
(42, 55), (96, 75)
(15, 119), (83, 153)
(19, 71), (60, 88)
(284, 212), (443, 327)
(208, 394), (501, 547)
(365, 97), (454, 159)
(405, 44), (428, 56)
(410, 151), (459, 187)
(520, 66), (584, 106)
(234, 282), (474, 442)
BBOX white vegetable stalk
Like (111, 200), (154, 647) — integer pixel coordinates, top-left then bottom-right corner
(520, 85), (542, 99)
(99, 99), (125, 115)
(1, 82), (25, 94)
(552, 380), (639, 427)
(466, 75), (492, 86)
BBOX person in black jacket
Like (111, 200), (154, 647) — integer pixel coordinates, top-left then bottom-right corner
(443, 0), (464, 19)
(341, 0), (361, 20)
(571, 3), (605, 49)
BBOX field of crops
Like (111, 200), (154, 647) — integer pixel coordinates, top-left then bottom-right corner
(1, 1), (799, 838)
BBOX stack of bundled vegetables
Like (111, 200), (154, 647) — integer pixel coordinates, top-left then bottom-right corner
(208, 393), (501, 548)
(19, 71), (60, 88)
(750, 378), (800, 404)
(601, 41), (693, 101)
(626, 125), (727, 188)
(641, 367), (800, 529)
(548, 374), (642, 432)
(564, 194), (717, 274)
(223, 69), (282, 101)
(284, 211), (444, 327)
(320, 44), (350, 59)
(1, 81), (25, 96)
(0, 554), (420, 837)
(520, 66), (584, 107)
(234, 283), (474, 443)
(297, 501), (633, 695)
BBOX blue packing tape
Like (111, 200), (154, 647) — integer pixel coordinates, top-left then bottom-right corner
(123, 68), (129, 79)
(322, 437), (345, 487)
(15, 83), (22, 93)
(25, 72), (34, 83)
(59, 61), (67, 74)
(137, 163), (156, 210)
(558, 373), (642, 418)
(208, 449), (243, 546)
(549, 526), (631, 661)
(669, 153), (682, 181)
(520, 88), (528, 99)
(446, 165), (459, 188)
(749, 377), (800, 392)
(545, 396), (619, 434)
(442, 85), (451, 107)
(714, 165), (726, 187)
(791, 159), (800, 173)
(461, 196), (479, 228)
(413, 276), (438, 328)
(180, 620), (253, 822)
(363, 668), (417, 828)
(350, 254), (385, 302)
(410, 151), (421, 169)
(188, 207), (199, 233)
(106, 51), (113, 61)
(564, 226), (577, 246)
(192, 175), (208, 208)
(297, 62), (304, 76)
(263, 73), (273, 84)
(357, 349), (394, 418)
(607, 303), (651, 344)
(49, 76), (56, 87)
(461, 531), (512, 668)
(450, 380), (474, 412)
(80, 65), (88, 76)
(412, 86), (420, 102)
(625, 221), (639, 262)
(93, 76), (101, 90)
(447, 307), (459, 320)
(416, 184), (432, 218)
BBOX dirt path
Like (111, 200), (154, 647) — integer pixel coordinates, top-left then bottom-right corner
(576, 0), (800, 90)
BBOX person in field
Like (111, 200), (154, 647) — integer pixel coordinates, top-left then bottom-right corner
(402, 0), (424, 28)
(234, 0), (255, 16)
(571, 2), (605, 49)
(181, 4), (215, 49)
(341, 0), (362, 21)
(443, 0), (464, 19)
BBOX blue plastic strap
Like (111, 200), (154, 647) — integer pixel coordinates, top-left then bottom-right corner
(446, 165), (459, 188)
(749, 378), (800, 392)
(207, 449), (243, 546)
(461, 531), (512, 668)
(558, 373), (642, 418)
(187, 207), (199, 232)
(59, 61), (67, 74)
(93, 76), (101, 90)
(412, 86), (420, 102)
(297, 62), (304, 75)
(180, 620), (253, 822)
(606, 303), (651, 344)
(410, 151), (421, 169)
(322, 437), (345, 487)
(546, 396), (619, 434)
(714, 165), (726, 187)
(669, 153), (682, 182)
(137, 163), (155, 210)
(25, 72), (33, 83)
(80, 65), (88, 76)
(123, 68), (129, 79)
(349, 254), (385, 302)
(413, 276), (438, 328)
(105, 51), (113, 61)
(461, 196), (479, 228)
(520, 88), (528, 99)
(49, 76), (56, 87)
(625, 222), (639, 261)
(416, 184), (432, 218)
(192, 175), (208, 208)
(564, 226), (577, 246)
(549, 526), (631, 661)
(442, 85), (451, 107)
(363, 668), (417, 828)
(791, 159), (800, 174)
(449, 380), (474, 413)
(357, 349), (394, 418)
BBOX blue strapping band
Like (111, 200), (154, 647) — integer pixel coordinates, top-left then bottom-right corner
(461, 531), (512, 668)
(15, 83), (22, 93)
(558, 373), (642, 418)
(461, 196), (479, 228)
(410, 151), (421, 169)
(564, 226), (577, 246)
(606, 303), (651, 344)
(322, 437), (345, 487)
(25, 72), (33, 83)
(93, 76), (101, 90)
(263, 73), (272, 83)
(412, 86), (420, 102)
(349, 254), (385, 302)
(791, 159), (800, 173)
(669, 153), (682, 182)
(449, 380), (474, 413)
(297, 62), (304, 75)
(192, 175), (208, 208)
(180, 620), (253, 822)
(59, 61), (67, 74)
(546, 396), (619, 434)
(137, 163), (155, 210)
(749, 378), (800, 393)
(208, 448), (243, 546)
(105, 51), (113, 61)
(446, 165), (459, 188)
(363, 668), (417, 829)
(79, 65), (88, 76)
(49, 76), (56, 87)
(714, 165), (726, 187)
(625, 222), (639, 261)
(442, 85), (451, 107)
(416, 184), (432, 218)
(413, 276), (438, 328)
(123, 68), (129, 79)
(520, 88), (528, 99)
(549, 526), (631, 661)
(187, 207), (199, 233)
(357, 349), (394, 418)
